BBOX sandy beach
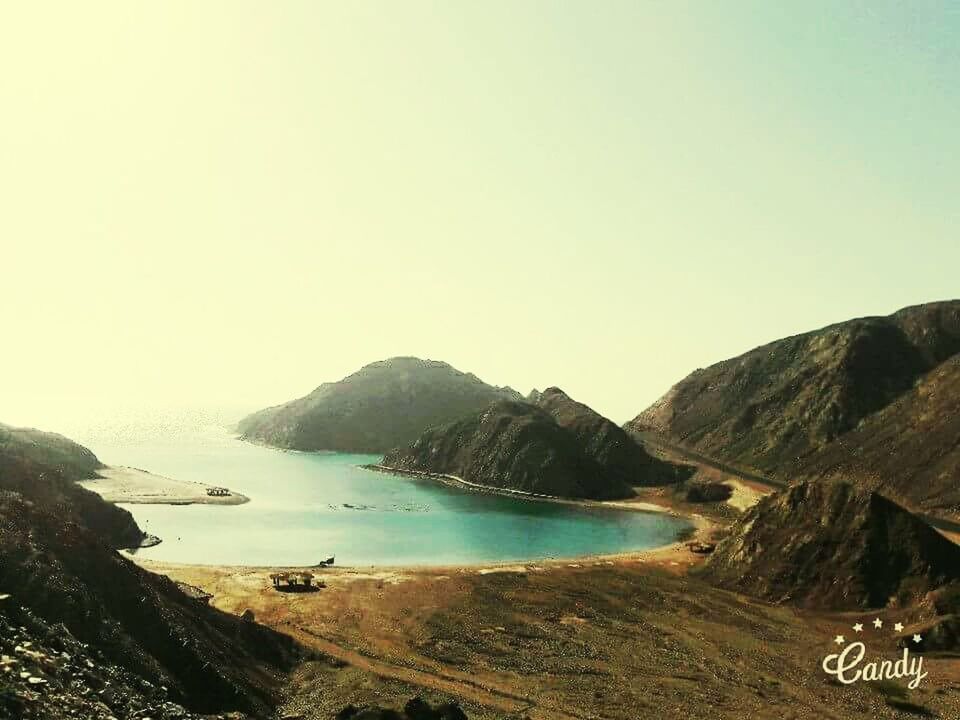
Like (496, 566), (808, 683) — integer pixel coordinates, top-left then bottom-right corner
(78, 465), (250, 505)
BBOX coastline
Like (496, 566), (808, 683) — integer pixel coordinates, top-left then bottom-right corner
(79, 465), (250, 506)
(364, 463), (684, 516)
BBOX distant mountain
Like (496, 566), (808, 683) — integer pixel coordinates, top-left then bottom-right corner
(535, 387), (687, 486)
(239, 357), (522, 453)
(382, 390), (687, 500)
(628, 300), (960, 477)
(797, 354), (960, 518)
(701, 479), (960, 609)
(0, 422), (142, 548)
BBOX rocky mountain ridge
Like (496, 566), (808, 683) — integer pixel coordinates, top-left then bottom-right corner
(628, 300), (960, 483)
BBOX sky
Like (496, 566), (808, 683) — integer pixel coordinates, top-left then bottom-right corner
(2, 1), (959, 433)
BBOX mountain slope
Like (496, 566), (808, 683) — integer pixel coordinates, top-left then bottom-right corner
(628, 300), (960, 476)
(0, 423), (143, 548)
(700, 479), (960, 609)
(535, 387), (686, 486)
(239, 357), (522, 453)
(797, 354), (960, 517)
(0, 423), (299, 716)
(382, 400), (635, 500)
(0, 490), (298, 717)
(0, 422), (102, 481)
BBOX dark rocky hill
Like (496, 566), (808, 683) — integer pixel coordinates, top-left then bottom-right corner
(536, 387), (687, 486)
(797, 354), (960, 517)
(382, 400), (636, 500)
(0, 422), (103, 481)
(700, 479), (960, 609)
(0, 423), (143, 548)
(0, 474), (299, 718)
(239, 357), (522, 453)
(628, 300), (960, 477)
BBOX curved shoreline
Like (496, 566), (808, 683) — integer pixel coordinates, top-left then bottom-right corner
(363, 463), (681, 516)
(126, 464), (713, 572)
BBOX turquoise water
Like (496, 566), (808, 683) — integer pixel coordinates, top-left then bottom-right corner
(86, 429), (691, 567)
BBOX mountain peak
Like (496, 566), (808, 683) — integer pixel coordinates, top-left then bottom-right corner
(239, 359), (521, 452)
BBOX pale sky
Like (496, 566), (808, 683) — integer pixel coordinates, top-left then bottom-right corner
(2, 2), (958, 433)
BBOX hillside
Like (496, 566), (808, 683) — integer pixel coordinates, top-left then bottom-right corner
(797, 354), (960, 517)
(536, 387), (687, 486)
(239, 357), (522, 453)
(0, 422), (103, 481)
(0, 490), (299, 717)
(628, 300), (960, 476)
(700, 479), (960, 609)
(382, 400), (636, 500)
(0, 423), (300, 717)
(0, 423), (143, 548)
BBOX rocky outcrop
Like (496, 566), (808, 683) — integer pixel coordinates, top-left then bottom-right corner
(336, 696), (468, 720)
(239, 357), (522, 453)
(700, 479), (960, 609)
(536, 387), (687, 486)
(628, 300), (960, 477)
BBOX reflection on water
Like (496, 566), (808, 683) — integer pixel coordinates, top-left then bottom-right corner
(87, 426), (691, 567)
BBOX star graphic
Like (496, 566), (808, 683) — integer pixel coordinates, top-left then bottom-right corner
(834, 635), (846, 645)
(873, 618), (883, 629)
(852, 623), (864, 633)
(913, 634), (923, 644)
(894, 622), (905, 633)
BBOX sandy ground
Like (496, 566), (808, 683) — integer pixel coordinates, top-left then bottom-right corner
(78, 465), (249, 505)
(133, 541), (960, 720)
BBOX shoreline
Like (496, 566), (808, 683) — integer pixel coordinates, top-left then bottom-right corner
(79, 465), (250, 506)
(364, 463), (684, 516)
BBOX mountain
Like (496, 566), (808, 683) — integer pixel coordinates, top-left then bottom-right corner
(700, 479), (960, 609)
(628, 300), (960, 477)
(238, 357), (522, 453)
(382, 400), (635, 499)
(535, 387), (687, 486)
(796, 354), (960, 517)
(0, 422), (143, 548)
(382, 389), (688, 500)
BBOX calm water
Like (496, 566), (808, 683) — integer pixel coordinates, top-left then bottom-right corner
(85, 427), (691, 566)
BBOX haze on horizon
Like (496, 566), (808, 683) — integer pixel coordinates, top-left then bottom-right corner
(3, 2), (959, 435)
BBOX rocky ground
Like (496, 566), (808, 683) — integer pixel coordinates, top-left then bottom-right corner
(0, 594), (246, 720)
